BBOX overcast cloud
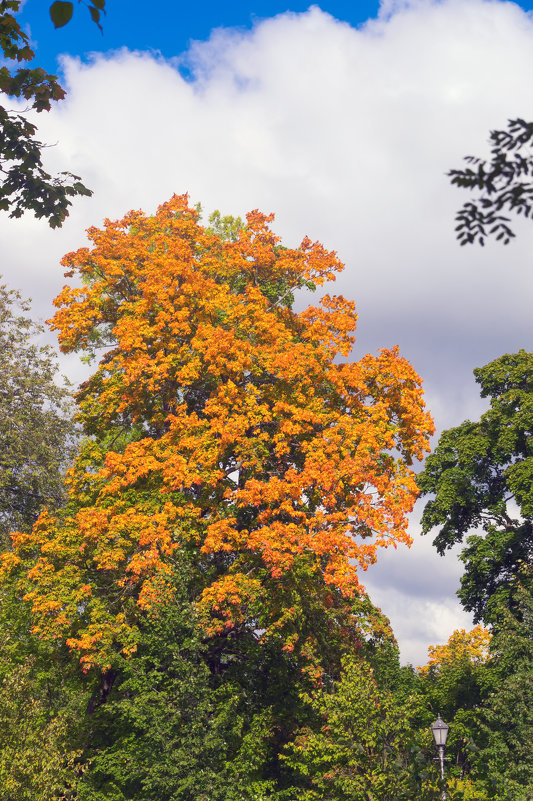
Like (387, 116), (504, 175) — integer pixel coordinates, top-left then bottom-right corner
(2, 0), (532, 663)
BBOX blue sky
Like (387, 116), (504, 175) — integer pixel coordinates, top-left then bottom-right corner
(21, 0), (382, 73)
(6, 0), (533, 663)
(21, 0), (533, 75)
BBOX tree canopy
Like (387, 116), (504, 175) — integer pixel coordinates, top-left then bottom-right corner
(419, 350), (533, 624)
(0, 279), (81, 798)
(283, 656), (429, 801)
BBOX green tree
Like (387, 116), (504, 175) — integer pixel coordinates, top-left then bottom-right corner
(282, 655), (441, 801)
(450, 118), (533, 246)
(0, 278), (81, 798)
(0, 278), (76, 543)
(0, 545), (85, 800)
(476, 582), (533, 800)
(75, 567), (274, 801)
(63, 556), (402, 800)
(0, 641), (83, 801)
(419, 350), (533, 624)
(0, 0), (92, 226)
(417, 627), (494, 785)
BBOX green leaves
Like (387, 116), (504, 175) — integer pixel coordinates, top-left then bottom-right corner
(475, 586), (533, 800)
(87, 0), (105, 34)
(0, 280), (76, 543)
(49, 1), (73, 28)
(450, 118), (533, 246)
(49, 0), (106, 32)
(419, 350), (533, 624)
(0, 106), (93, 225)
(283, 656), (434, 801)
(0, 1), (94, 224)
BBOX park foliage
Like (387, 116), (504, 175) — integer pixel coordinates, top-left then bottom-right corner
(0, 189), (529, 798)
(0, 3), (532, 791)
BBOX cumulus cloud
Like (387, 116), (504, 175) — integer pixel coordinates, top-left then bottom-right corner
(2, 0), (532, 661)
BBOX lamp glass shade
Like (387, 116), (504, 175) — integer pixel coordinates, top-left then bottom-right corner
(431, 715), (449, 747)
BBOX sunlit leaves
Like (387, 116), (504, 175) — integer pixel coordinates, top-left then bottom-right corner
(418, 626), (491, 676)
(283, 656), (431, 801)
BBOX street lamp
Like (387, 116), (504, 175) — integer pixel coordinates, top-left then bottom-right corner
(431, 714), (449, 800)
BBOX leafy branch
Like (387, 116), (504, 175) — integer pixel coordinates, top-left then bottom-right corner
(450, 118), (533, 246)
(0, 0), (94, 226)
(49, 0), (105, 33)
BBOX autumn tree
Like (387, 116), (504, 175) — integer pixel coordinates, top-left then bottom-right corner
(418, 626), (491, 683)
(0, 194), (434, 684)
(419, 350), (533, 624)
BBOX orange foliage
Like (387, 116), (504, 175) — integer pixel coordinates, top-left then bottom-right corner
(418, 625), (492, 675)
(0, 195), (434, 669)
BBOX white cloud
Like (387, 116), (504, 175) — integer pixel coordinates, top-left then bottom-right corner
(2, 0), (532, 662)
(364, 516), (475, 665)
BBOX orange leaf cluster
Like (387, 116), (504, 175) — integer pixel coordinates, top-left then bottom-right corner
(2, 195), (434, 669)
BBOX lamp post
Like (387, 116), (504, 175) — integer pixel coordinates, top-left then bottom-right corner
(431, 714), (449, 800)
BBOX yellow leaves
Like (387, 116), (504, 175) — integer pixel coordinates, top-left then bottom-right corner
(202, 517), (244, 554)
(296, 236), (344, 286)
(137, 575), (175, 612)
(418, 625), (492, 674)
(0, 550), (21, 575)
(191, 323), (254, 378)
(101, 440), (163, 494)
